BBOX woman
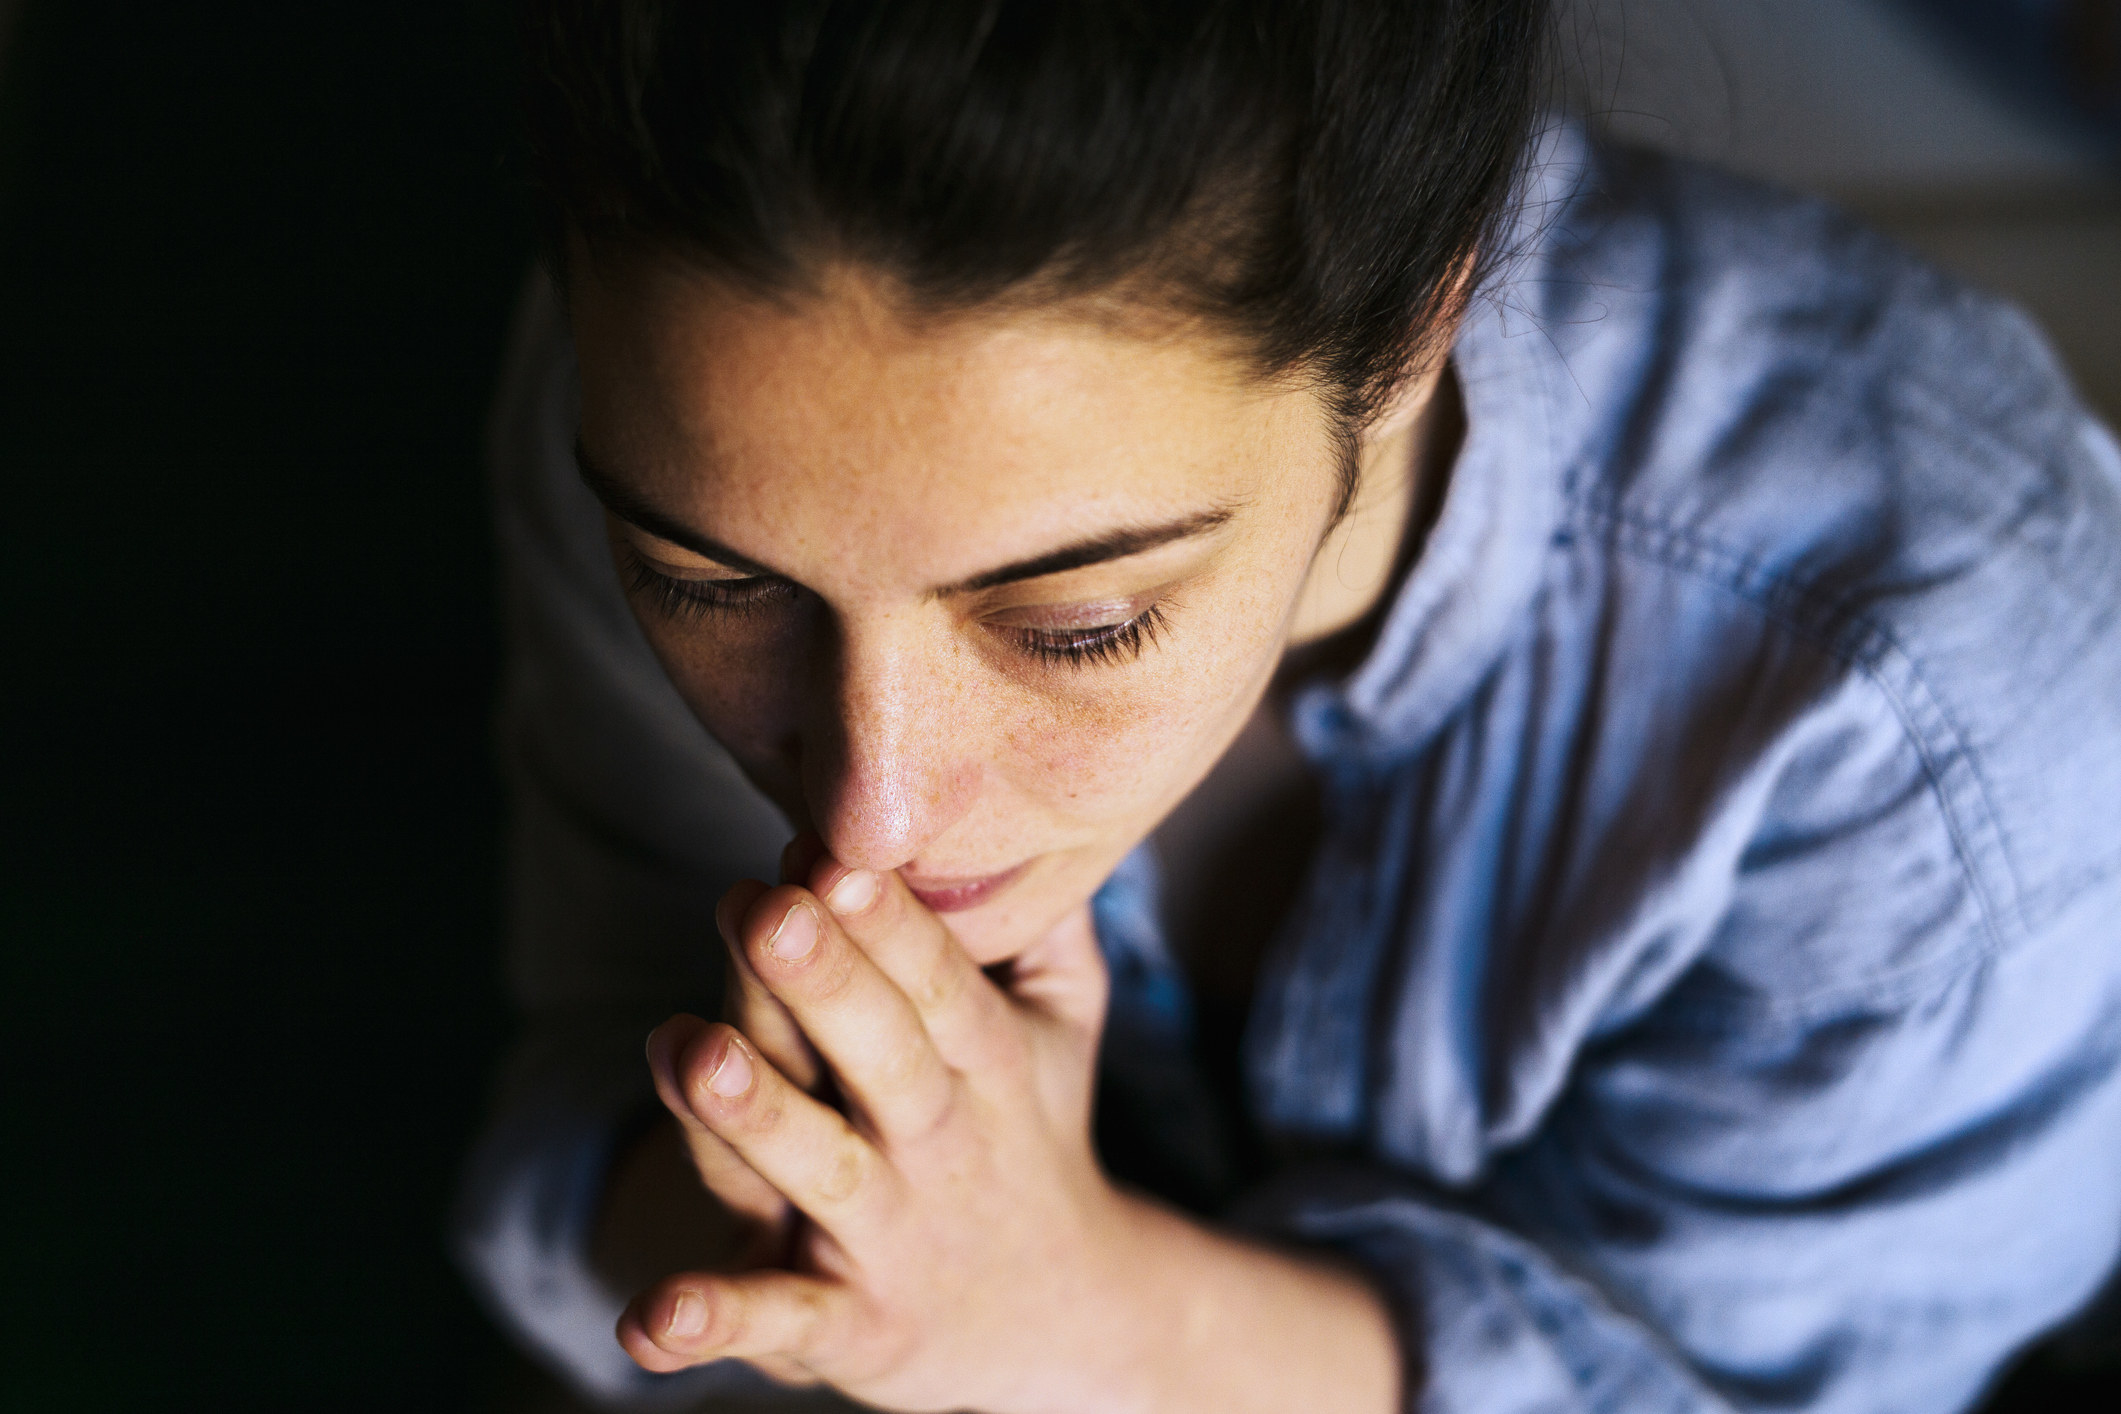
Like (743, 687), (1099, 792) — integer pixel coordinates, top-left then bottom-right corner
(455, 2), (2121, 1410)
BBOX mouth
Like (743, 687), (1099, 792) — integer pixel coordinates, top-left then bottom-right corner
(901, 860), (1030, 914)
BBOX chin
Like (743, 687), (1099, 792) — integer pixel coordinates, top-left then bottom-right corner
(934, 874), (1093, 968)
(941, 907), (1048, 968)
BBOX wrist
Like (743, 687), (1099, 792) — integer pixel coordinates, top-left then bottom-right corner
(977, 1181), (1180, 1414)
(1049, 1186), (1192, 1414)
(1057, 1186), (1401, 1414)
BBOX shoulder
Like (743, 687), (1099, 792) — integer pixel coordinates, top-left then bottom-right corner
(1520, 138), (2121, 951)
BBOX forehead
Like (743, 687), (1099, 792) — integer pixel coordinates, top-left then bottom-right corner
(568, 258), (1330, 584)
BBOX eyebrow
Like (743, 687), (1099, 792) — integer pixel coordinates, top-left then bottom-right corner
(575, 439), (1235, 595)
(575, 441), (780, 578)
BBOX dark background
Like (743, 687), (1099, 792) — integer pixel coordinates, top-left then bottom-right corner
(0, 2), (2114, 1411)
(0, 2), (528, 1407)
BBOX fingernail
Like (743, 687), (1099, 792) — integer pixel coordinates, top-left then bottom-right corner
(768, 902), (819, 961)
(668, 1289), (707, 1338)
(705, 1040), (754, 1098)
(825, 868), (878, 915)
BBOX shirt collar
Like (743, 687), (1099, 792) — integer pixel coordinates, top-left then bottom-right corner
(1292, 121), (1594, 768)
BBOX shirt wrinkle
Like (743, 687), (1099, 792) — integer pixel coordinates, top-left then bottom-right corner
(1574, 501), (2022, 962)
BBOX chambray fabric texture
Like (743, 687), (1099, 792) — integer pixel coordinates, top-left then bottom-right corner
(451, 124), (2121, 1412)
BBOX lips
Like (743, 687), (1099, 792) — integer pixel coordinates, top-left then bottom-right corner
(901, 860), (1029, 913)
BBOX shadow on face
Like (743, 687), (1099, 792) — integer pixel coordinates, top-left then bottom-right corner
(566, 256), (1391, 962)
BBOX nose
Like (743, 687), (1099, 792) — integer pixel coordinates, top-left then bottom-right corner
(796, 620), (982, 872)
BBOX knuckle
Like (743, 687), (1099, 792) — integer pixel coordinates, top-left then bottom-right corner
(912, 954), (965, 1014)
(740, 1096), (785, 1134)
(872, 1035), (929, 1090)
(895, 1076), (960, 1142)
(794, 1279), (832, 1335)
(815, 1140), (869, 1203)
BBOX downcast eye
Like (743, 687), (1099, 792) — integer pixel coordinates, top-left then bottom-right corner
(1008, 604), (1169, 668)
(623, 551), (797, 622)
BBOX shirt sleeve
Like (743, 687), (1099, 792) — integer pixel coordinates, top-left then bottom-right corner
(1233, 1164), (1730, 1414)
(1232, 739), (2121, 1414)
(449, 273), (795, 1407)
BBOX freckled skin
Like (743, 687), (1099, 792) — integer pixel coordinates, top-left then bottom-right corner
(570, 256), (1430, 967)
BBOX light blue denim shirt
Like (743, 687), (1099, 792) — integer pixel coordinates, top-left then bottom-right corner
(455, 124), (2121, 1412)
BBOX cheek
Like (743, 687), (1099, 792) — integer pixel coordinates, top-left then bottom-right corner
(995, 618), (1282, 826)
(1002, 694), (1203, 806)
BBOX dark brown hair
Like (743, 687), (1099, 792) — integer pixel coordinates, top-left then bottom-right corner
(519, 0), (1549, 448)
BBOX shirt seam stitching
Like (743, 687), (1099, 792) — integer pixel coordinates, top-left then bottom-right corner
(1565, 494), (2026, 964)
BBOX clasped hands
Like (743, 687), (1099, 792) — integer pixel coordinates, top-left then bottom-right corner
(619, 836), (1155, 1413)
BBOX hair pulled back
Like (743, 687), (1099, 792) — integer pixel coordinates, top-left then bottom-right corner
(519, 0), (1550, 439)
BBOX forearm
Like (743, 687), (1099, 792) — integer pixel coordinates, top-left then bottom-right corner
(1110, 1191), (1401, 1414)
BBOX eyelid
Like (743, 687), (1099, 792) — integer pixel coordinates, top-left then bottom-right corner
(620, 546), (796, 623)
(623, 542), (1172, 668)
(601, 511), (766, 580)
(1006, 601), (1171, 669)
(623, 541), (765, 584)
(984, 595), (1151, 632)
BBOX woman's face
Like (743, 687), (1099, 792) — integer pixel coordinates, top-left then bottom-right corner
(570, 258), (1386, 965)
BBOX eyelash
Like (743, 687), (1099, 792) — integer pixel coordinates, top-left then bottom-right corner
(1010, 603), (1169, 669)
(624, 554), (795, 622)
(622, 551), (1169, 668)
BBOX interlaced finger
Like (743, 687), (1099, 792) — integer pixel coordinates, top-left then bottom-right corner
(801, 859), (1015, 1073)
(619, 1267), (847, 1376)
(675, 1020), (898, 1241)
(732, 884), (962, 1142)
(717, 880), (822, 1093)
(646, 1014), (788, 1229)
